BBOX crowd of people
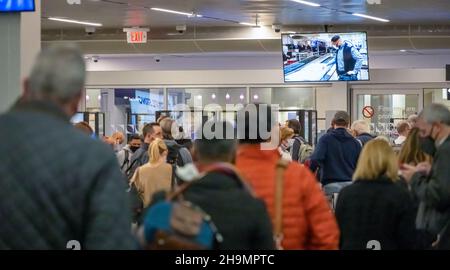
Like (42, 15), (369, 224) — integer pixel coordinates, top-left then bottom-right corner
(1, 44), (449, 250)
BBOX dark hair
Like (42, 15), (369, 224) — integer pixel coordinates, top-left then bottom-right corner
(286, 119), (302, 135)
(142, 122), (159, 138)
(195, 121), (237, 162)
(129, 134), (141, 141)
(331, 35), (340, 42)
(238, 104), (276, 144)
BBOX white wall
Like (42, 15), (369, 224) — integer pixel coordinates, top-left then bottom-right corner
(85, 53), (450, 72)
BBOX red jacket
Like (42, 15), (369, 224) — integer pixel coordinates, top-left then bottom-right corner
(235, 144), (340, 250)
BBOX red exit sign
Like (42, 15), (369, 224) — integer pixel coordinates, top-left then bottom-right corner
(125, 29), (148, 44)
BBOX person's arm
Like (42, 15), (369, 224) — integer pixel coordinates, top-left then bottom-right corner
(411, 149), (450, 211)
(252, 200), (276, 250)
(116, 150), (125, 167)
(291, 138), (301, 162)
(309, 136), (327, 172)
(302, 169), (340, 250)
(351, 46), (364, 73)
(83, 156), (137, 250)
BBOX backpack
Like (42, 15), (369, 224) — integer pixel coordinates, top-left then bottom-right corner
(166, 142), (186, 189)
(125, 150), (147, 181)
(294, 137), (314, 163)
(142, 181), (223, 250)
(120, 149), (130, 171)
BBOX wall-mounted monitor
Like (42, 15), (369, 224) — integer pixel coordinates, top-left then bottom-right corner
(282, 32), (369, 82)
(0, 0), (35, 12)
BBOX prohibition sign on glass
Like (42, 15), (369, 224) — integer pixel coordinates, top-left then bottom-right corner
(363, 106), (375, 118)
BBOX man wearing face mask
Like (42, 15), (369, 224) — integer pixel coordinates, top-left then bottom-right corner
(116, 134), (142, 173)
(401, 104), (450, 250)
(125, 123), (163, 179)
(330, 35), (363, 81)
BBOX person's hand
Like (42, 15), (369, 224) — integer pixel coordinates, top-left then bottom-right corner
(400, 164), (418, 183)
(346, 70), (356, 75)
(416, 162), (432, 175)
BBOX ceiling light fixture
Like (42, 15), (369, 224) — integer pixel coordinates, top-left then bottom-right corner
(239, 22), (256, 26)
(151, 7), (202, 17)
(352, 13), (390, 22)
(290, 0), (321, 7)
(48, 17), (103, 27)
(400, 49), (406, 52)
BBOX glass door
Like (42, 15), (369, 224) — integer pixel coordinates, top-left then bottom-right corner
(352, 89), (422, 142)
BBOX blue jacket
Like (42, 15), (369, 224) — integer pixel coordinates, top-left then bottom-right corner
(310, 128), (362, 185)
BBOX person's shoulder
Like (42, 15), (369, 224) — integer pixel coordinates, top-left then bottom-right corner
(439, 138), (450, 153)
(318, 132), (332, 142)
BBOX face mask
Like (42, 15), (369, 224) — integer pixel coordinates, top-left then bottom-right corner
(420, 126), (436, 156)
(129, 146), (140, 153)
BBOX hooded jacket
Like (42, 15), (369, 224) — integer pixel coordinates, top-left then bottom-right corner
(310, 128), (362, 185)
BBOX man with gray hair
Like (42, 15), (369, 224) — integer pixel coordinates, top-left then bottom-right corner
(0, 45), (136, 249)
(401, 104), (450, 250)
(351, 120), (375, 146)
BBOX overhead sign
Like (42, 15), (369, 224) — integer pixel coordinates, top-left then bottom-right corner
(123, 28), (149, 44)
(362, 106), (375, 119)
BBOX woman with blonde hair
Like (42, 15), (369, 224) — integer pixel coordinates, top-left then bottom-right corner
(335, 139), (417, 249)
(398, 128), (432, 166)
(130, 138), (172, 208)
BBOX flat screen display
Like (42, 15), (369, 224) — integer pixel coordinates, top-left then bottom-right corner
(0, 0), (35, 12)
(282, 32), (369, 82)
(130, 90), (164, 115)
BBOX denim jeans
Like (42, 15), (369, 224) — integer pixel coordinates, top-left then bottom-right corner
(338, 74), (358, 81)
(323, 181), (353, 197)
(323, 181), (353, 210)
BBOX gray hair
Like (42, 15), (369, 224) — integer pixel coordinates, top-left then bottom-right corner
(28, 44), (86, 102)
(419, 104), (450, 126)
(351, 120), (370, 135)
(407, 114), (418, 125)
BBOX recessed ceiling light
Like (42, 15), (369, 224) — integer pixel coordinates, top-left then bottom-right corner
(352, 13), (390, 23)
(48, 17), (102, 27)
(290, 0), (321, 7)
(400, 49), (407, 52)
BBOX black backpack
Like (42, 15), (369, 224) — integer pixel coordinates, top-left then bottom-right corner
(120, 150), (130, 171)
(166, 143), (185, 189)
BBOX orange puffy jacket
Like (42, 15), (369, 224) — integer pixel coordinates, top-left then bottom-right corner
(236, 144), (340, 250)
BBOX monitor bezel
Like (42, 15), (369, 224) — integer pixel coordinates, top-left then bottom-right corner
(280, 31), (370, 83)
(0, 0), (36, 13)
